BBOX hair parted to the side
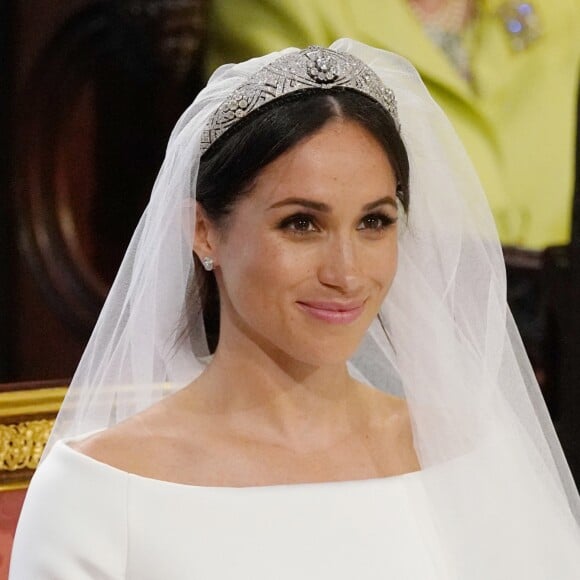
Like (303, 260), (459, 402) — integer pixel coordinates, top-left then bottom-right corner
(188, 87), (410, 353)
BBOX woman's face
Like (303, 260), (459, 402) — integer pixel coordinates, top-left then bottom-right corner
(202, 118), (400, 366)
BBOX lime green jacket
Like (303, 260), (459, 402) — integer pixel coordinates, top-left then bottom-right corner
(206, 0), (580, 250)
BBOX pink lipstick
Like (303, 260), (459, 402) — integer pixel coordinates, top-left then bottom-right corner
(296, 301), (364, 324)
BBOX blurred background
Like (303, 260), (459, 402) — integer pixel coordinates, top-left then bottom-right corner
(0, 1), (579, 572)
(1, 0), (209, 383)
(0, 3), (209, 568)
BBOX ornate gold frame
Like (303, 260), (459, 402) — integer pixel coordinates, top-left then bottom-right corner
(0, 387), (67, 491)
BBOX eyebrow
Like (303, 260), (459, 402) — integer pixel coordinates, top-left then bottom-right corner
(268, 196), (397, 212)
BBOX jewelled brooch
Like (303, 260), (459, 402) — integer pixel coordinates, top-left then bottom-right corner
(497, 1), (542, 51)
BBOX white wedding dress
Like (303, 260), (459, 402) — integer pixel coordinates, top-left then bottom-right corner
(10, 436), (580, 579)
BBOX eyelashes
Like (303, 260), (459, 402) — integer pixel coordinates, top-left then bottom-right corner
(357, 213), (398, 231)
(279, 213), (319, 233)
(277, 212), (397, 235)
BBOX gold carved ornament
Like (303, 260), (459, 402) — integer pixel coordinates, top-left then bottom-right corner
(0, 387), (67, 491)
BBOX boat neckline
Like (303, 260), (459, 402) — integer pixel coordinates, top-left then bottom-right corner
(55, 436), (425, 492)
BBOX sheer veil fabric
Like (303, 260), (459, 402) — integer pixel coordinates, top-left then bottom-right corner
(47, 39), (580, 575)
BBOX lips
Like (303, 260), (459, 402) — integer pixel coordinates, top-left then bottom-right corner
(296, 300), (365, 324)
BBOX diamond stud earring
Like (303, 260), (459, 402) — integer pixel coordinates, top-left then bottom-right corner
(201, 256), (214, 271)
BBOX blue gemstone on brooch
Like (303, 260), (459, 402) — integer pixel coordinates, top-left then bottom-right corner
(497, 1), (542, 52)
(507, 19), (523, 34)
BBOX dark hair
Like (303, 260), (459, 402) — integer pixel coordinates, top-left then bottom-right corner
(191, 88), (410, 352)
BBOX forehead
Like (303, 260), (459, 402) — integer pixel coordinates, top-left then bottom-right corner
(248, 119), (397, 208)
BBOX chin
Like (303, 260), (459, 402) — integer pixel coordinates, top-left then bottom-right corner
(276, 315), (376, 367)
(282, 335), (364, 368)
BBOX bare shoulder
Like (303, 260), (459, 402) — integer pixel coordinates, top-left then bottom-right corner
(70, 385), (219, 482)
(71, 414), (157, 475)
(71, 387), (194, 473)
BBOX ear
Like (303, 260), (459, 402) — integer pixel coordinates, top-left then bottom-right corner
(192, 202), (219, 264)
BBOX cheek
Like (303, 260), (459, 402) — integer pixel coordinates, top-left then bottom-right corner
(363, 236), (398, 286)
(383, 240), (398, 284)
(218, 233), (306, 308)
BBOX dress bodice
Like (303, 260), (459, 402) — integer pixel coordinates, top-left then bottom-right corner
(10, 441), (442, 579)
(10, 437), (580, 579)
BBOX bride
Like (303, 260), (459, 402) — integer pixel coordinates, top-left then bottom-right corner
(10, 39), (580, 578)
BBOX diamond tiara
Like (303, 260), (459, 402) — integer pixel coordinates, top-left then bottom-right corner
(200, 46), (400, 154)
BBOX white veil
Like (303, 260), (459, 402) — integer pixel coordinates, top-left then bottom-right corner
(46, 38), (580, 575)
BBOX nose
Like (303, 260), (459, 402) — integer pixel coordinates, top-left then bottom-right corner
(317, 233), (363, 294)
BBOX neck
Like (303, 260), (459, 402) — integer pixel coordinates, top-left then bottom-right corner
(188, 317), (362, 449)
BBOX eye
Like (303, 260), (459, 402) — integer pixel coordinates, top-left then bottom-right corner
(357, 212), (397, 231)
(278, 213), (319, 234)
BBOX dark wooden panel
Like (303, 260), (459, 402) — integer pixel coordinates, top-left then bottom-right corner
(7, 1), (208, 381)
(0, 1), (15, 379)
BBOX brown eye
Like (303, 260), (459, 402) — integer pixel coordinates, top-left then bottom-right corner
(291, 217), (315, 231)
(362, 216), (383, 230)
(279, 213), (319, 233)
(357, 213), (397, 231)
